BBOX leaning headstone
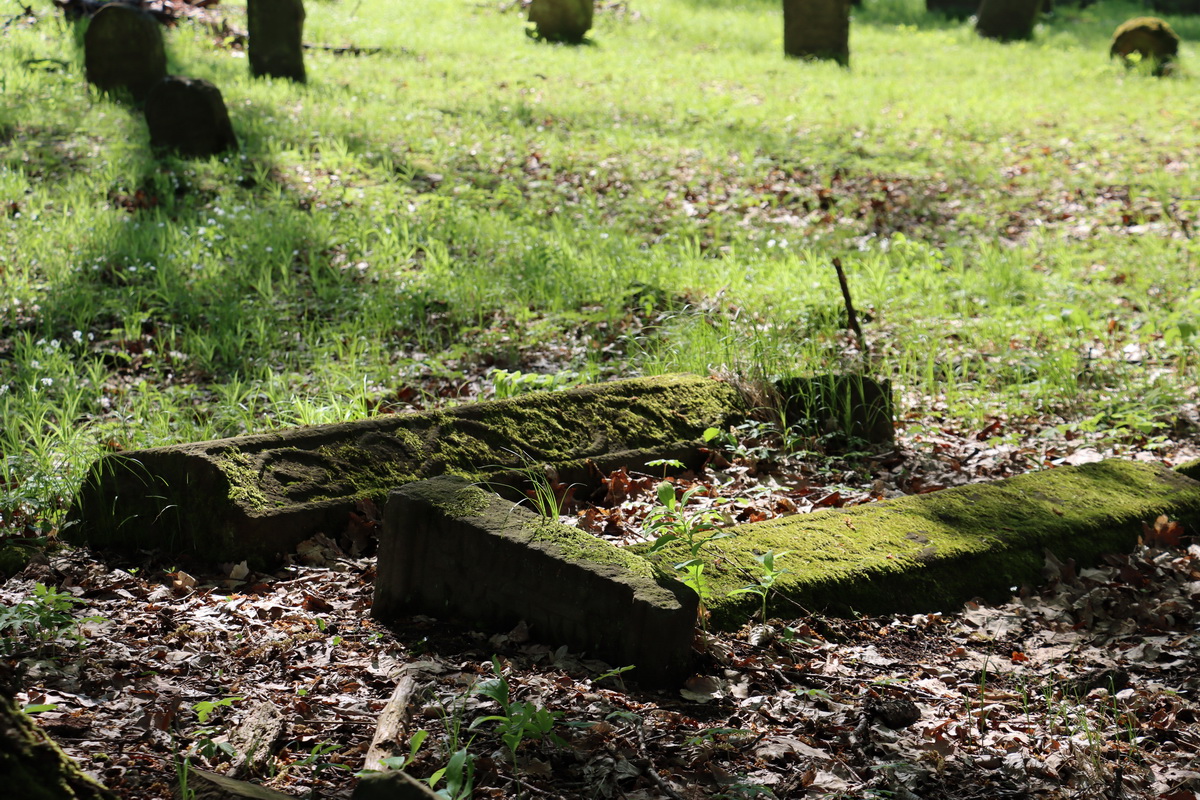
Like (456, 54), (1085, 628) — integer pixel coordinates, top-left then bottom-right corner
(83, 4), (167, 101)
(975, 0), (1042, 41)
(145, 77), (238, 158)
(248, 0), (306, 82)
(1110, 17), (1180, 76)
(527, 0), (593, 43)
(925, 0), (979, 19)
(1148, 0), (1200, 13)
(783, 0), (851, 67)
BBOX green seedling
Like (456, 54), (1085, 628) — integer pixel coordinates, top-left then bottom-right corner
(646, 457), (685, 478)
(192, 696), (242, 725)
(0, 583), (106, 656)
(644, 481), (734, 620)
(470, 657), (565, 766)
(429, 747), (475, 800)
(728, 549), (791, 622)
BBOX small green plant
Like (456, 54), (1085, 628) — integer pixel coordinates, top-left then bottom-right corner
(492, 449), (575, 520)
(0, 583), (105, 656)
(644, 481), (734, 620)
(292, 740), (347, 784)
(729, 549), (791, 622)
(371, 729), (428, 774)
(429, 747), (475, 800)
(645, 457), (684, 478)
(192, 696), (243, 725)
(470, 657), (565, 766)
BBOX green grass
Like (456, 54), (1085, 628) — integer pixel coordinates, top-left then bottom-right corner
(2, 0), (1199, 533)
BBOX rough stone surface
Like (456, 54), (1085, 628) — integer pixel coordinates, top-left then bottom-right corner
(527, 0), (593, 43)
(637, 460), (1200, 628)
(353, 771), (441, 800)
(65, 375), (744, 565)
(374, 476), (699, 686)
(0, 693), (118, 800)
(184, 768), (297, 800)
(1110, 17), (1179, 76)
(248, 0), (306, 82)
(145, 77), (238, 158)
(975, 0), (1043, 41)
(783, 0), (850, 66)
(83, 4), (167, 101)
(776, 374), (893, 446)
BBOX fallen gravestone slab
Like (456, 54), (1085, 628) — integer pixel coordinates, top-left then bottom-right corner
(248, 0), (307, 82)
(145, 76), (238, 158)
(656, 460), (1200, 628)
(83, 4), (167, 101)
(373, 476), (698, 686)
(65, 375), (744, 565)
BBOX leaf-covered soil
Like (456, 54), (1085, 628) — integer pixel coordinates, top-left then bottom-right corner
(4, 420), (1200, 800)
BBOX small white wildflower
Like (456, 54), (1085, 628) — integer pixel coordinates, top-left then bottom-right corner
(72, 331), (83, 343)
(266, 246), (273, 252)
(40, 377), (53, 387)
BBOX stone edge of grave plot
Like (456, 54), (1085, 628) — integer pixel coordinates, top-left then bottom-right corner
(372, 475), (699, 687)
(63, 373), (744, 566)
(372, 460), (1200, 685)
(673, 459), (1200, 629)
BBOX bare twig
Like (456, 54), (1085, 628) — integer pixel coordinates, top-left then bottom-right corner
(832, 257), (868, 360)
(635, 723), (685, 800)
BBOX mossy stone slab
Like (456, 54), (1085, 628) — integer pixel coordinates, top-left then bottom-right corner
(374, 476), (698, 685)
(64, 374), (743, 565)
(637, 460), (1200, 629)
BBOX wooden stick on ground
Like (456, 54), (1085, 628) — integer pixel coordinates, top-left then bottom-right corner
(363, 667), (422, 772)
(832, 257), (868, 360)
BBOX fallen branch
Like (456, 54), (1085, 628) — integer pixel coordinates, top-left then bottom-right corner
(635, 723), (685, 800)
(363, 667), (424, 772)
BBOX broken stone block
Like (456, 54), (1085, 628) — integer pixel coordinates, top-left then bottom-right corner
(1110, 17), (1179, 77)
(354, 771), (441, 800)
(374, 476), (698, 685)
(527, 0), (593, 43)
(65, 375), (744, 566)
(145, 77), (238, 158)
(639, 460), (1200, 628)
(783, 0), (851, 67)
(248, 0), (306, 82)
(975, 0), (1043, 42)
(775, 374), (893, 447)
(84, 4), (167, 101)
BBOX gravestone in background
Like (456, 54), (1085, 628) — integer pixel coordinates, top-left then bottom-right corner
(925, 0), (979, 19)
(248, 0), (307, 82)
(783, 0), (851, 67)
(528, 0), (593, 43)
(1110, 16), (1180, 76)
(83, 4), (167, 101)
(975, 0), (1042, 41)
(145, 77), (238, 158)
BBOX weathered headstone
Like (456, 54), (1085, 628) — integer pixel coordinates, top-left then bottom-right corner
(776, 374), (894, 446)
(83, 4), (167, 101)
(1110, 17), (1180, 76)
(783, 0), (851, 67)
(925, 0), (979, 19)
(248, 0), (306, 82)
(145, 77), (238, 158)
(527, 0), (593, 43)
(975, 0), (1042, 41)
(1148, 0), (1200, 13)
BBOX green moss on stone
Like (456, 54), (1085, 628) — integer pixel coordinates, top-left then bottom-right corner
(213, 450), (270, 510)
(1176, 459), (1200, 482)
(527, 519), (659, 580)
(635, 460), (1200, 628)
